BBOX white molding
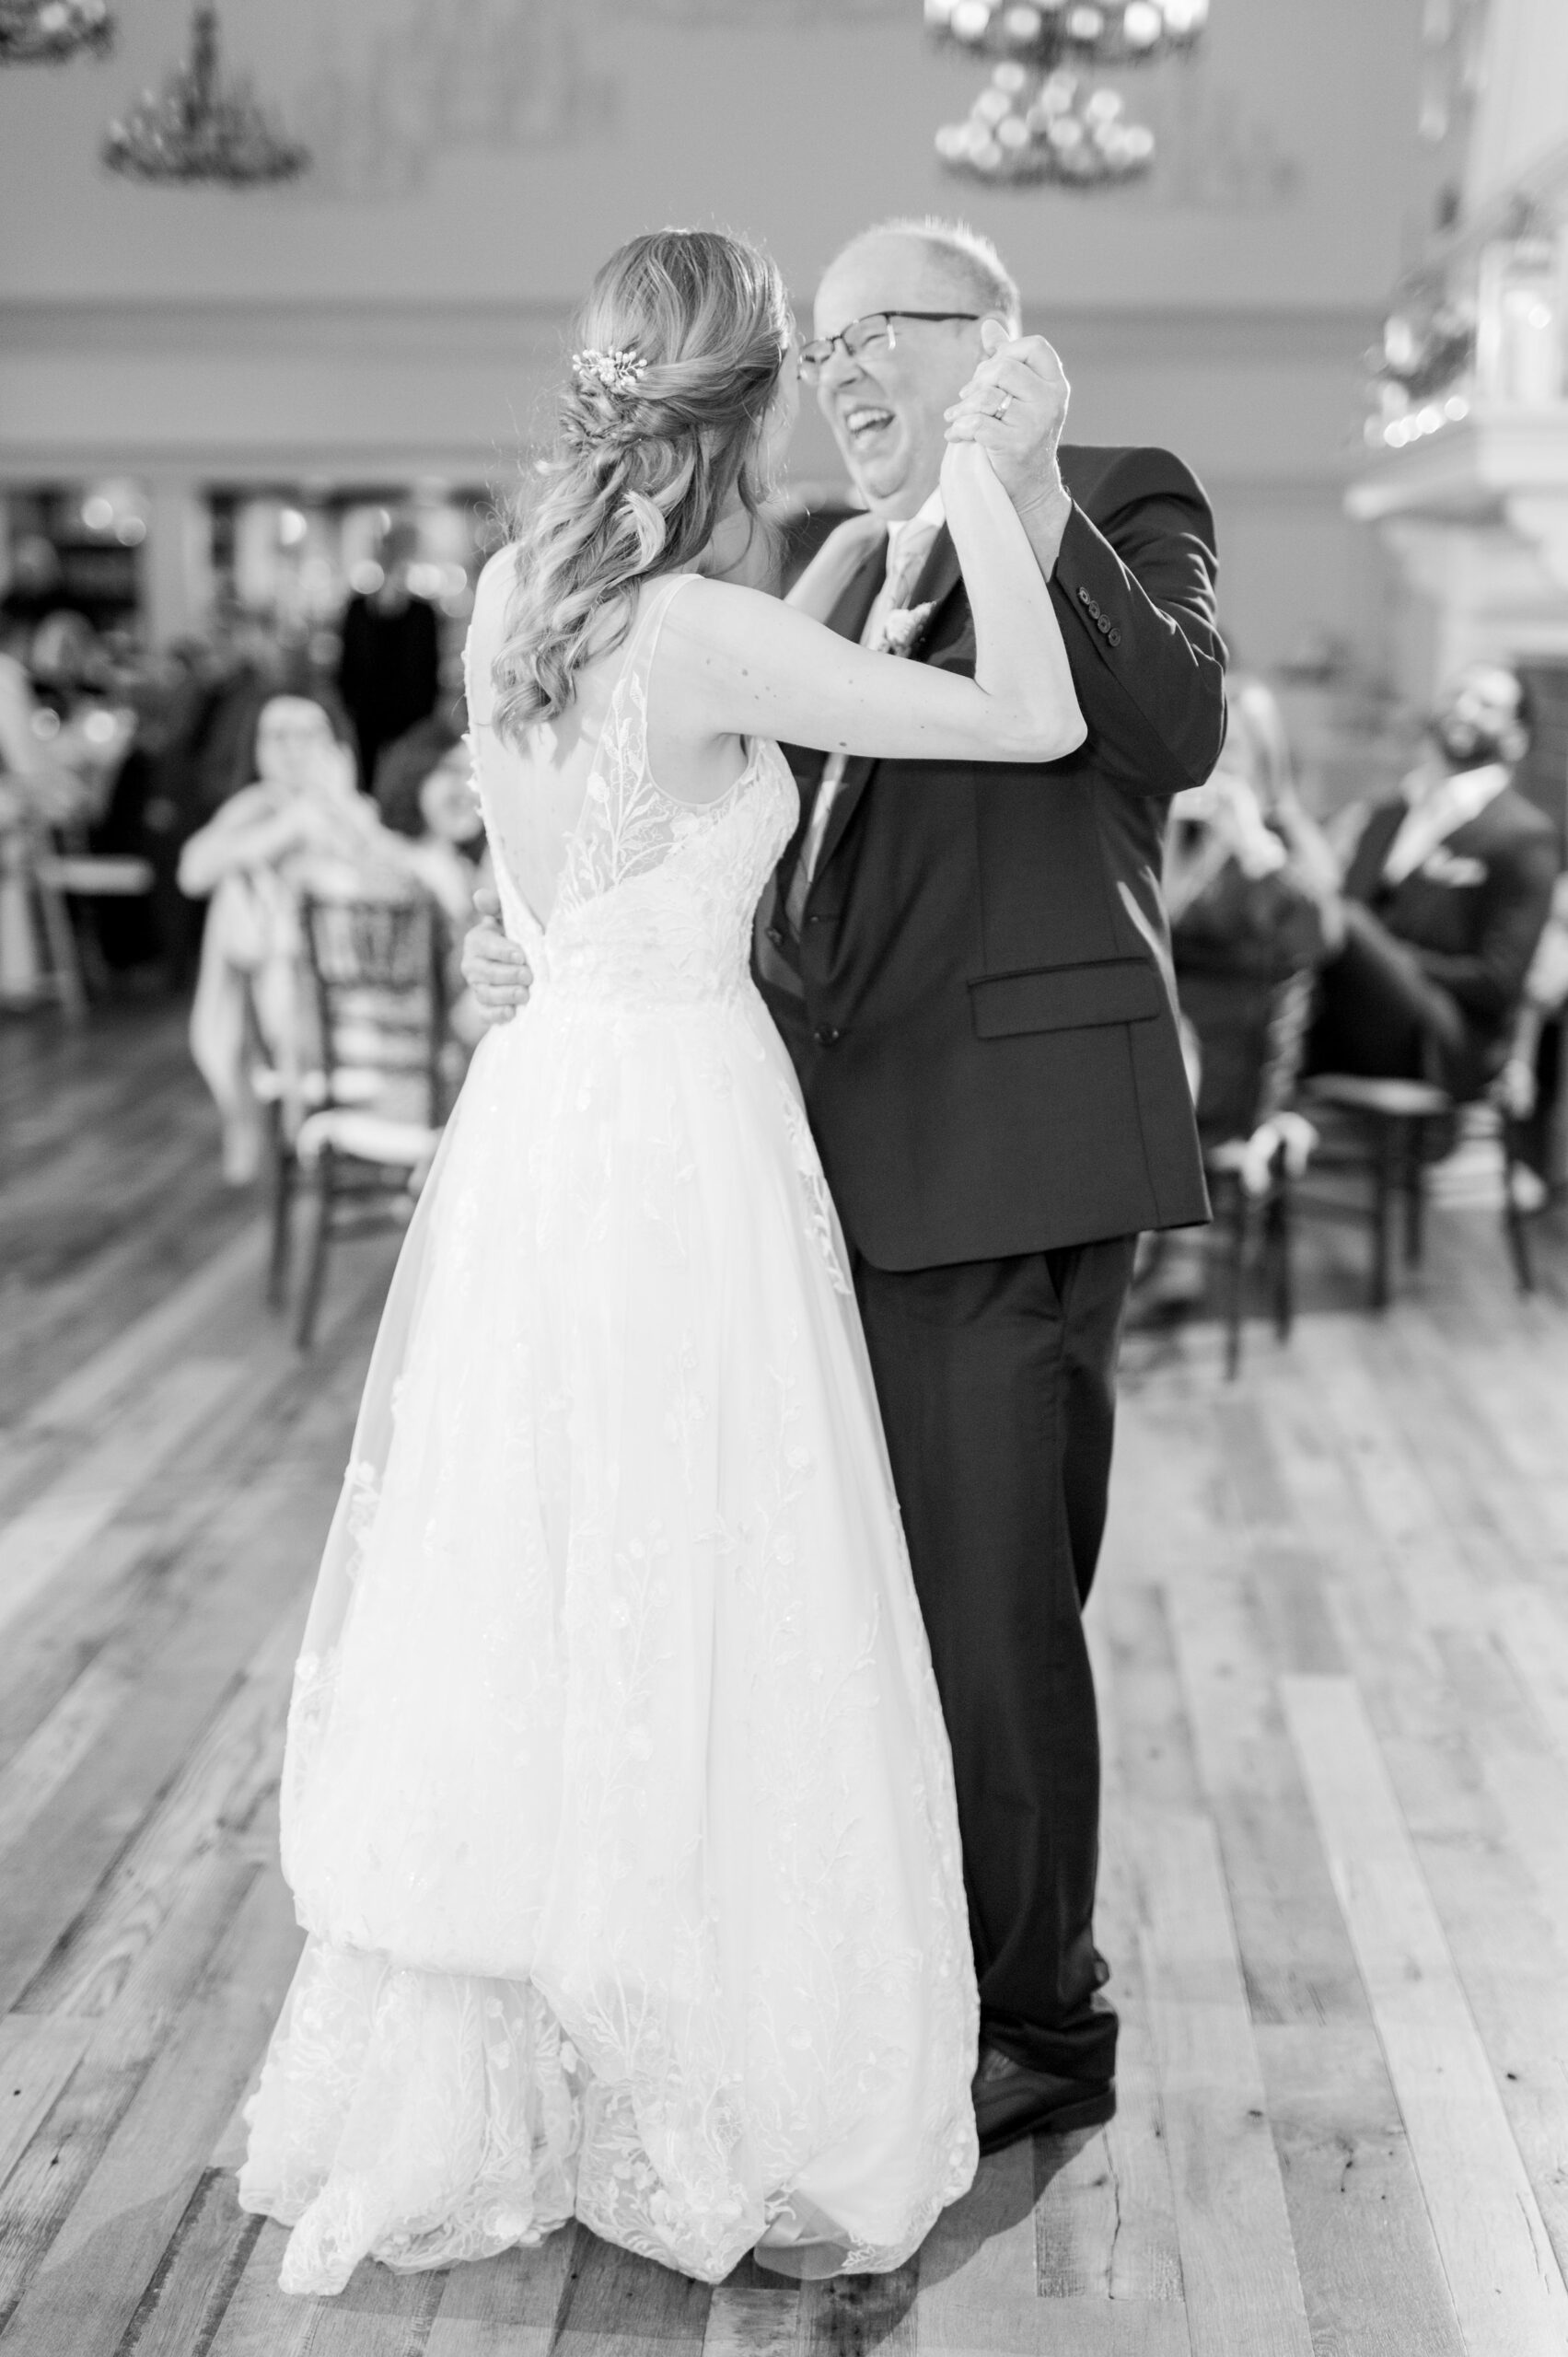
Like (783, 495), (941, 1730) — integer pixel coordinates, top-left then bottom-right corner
(0, 301), (1378, 500)
(1346, 410), (1568, 682)
(1348, 410), (1568, 523)
(0, 297), (1380, 366)
(0, 300), (576, 364)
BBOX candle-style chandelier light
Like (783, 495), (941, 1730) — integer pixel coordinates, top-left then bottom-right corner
(0, 0), (111, 65)
(926, 0), (1209, 190)
(102, 2), (308, 185)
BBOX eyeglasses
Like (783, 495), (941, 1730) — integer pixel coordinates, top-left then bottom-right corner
(797, 310), (981, 383)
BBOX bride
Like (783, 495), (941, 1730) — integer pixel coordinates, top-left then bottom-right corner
(238, 226), (1085, 2293)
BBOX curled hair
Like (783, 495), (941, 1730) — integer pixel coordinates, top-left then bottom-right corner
(492, 227), (791, 738)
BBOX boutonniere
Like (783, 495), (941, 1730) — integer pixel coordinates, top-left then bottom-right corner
(877, 601), (935, 657)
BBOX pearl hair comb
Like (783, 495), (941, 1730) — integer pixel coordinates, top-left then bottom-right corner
(572, 345), (647, 396)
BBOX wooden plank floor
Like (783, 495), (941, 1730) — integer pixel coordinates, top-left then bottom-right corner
(5, 1001), (1568, 2356)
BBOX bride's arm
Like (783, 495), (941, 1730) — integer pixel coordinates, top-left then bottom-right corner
(783, 510), (887, 624)
(665, 442), (1085, 765)
(463, 547), (514, 734)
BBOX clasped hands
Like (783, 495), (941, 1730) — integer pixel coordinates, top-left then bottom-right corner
(944, 319), (1072, 531)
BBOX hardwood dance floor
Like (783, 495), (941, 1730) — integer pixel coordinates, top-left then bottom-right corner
(4, 1002), (1568, 2357)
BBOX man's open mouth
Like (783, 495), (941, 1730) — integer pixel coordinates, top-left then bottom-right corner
(843, 405), (895, 446)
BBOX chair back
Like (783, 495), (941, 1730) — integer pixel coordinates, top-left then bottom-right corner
(299, 886), (447, 1130)
(1182, 956), (1318, 1149)
(1256, 965), (1316, 1130)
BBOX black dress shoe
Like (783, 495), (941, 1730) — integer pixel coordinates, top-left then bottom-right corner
(971, 2046), (1116, 2156)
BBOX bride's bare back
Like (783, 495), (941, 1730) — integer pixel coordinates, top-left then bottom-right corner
(465, 553), (750, 935)
(463, 437), (1086, 937)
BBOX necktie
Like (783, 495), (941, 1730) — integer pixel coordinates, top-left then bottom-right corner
(785, 517), (940, 931)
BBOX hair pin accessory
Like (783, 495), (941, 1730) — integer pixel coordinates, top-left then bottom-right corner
(572, 345), (647, 396)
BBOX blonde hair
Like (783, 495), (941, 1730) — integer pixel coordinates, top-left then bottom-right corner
(492, 227), (791, 738)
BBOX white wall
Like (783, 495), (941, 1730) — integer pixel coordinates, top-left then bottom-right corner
(0, 0), (1427, 667)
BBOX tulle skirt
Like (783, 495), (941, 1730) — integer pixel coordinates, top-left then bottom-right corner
(238, 977), (978, 2290)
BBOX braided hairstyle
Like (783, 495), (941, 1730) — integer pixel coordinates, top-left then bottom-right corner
(491, 227), (791, 741)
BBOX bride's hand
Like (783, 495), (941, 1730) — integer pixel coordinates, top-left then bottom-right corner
(945, 323), (1071, 518)
(939, 437), (999, 501)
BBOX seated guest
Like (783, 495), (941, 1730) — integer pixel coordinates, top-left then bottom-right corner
(1496, 871), (1568, 1197)
(0, 643), (87, 1003)
(1167, 677), (1338, 1149)
(1307, 664), (1559, 1101)
(137, 619), (288, 988)
(1138, 678), (1334, 1318)
(371, 715), (485, 924)
(179, 691), (408, 1182)
(373, 715), (492, 1047)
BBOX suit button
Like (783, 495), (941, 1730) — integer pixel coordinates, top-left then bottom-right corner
(813, 1025), (842, 1047)
(765, 924), (784, 946)
(1098, 616), (1110, 634)
(1108, 628), (1121, 646)
(1078, 586), (1091, 604)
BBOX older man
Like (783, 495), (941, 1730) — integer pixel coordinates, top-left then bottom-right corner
(465, 218), (1225, 2153)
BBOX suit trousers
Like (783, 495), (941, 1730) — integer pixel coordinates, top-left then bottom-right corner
(852, 1237), (1135, 2084)
(1307, 901), (1476, 1097)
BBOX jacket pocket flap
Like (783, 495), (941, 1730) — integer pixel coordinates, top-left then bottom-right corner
(969, 958), (1165, 1039)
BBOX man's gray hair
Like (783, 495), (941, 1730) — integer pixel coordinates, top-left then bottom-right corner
(830, 216), (1023, 335)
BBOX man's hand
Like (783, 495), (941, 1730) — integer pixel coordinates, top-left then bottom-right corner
(461, 885), (533, 1024)
(946, 322), (1073, 572)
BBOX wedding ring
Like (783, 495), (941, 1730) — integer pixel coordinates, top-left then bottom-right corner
(993, 392), (1014, 420)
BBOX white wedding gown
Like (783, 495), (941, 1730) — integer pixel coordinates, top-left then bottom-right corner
(238, 570), (979, 2291)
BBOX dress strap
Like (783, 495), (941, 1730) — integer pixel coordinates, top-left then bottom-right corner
(594, 573), (703, 796)
(610, 572), (699, 712)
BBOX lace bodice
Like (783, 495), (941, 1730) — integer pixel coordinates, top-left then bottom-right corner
(466, 571), (796, 1013)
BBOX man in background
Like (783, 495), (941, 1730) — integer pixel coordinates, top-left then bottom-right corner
(336, 520), (440, 794)
(1307, 663), (1558, 1101)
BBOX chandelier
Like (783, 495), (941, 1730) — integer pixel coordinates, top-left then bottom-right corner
(0, 0), (112, 64)
(102, 3), (308, 185)
(926, 0), (1208, 190)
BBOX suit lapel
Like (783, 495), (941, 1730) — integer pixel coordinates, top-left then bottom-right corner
(812, 525), (966, 881)
(1346, 800), (1406, 900)
(834, 537), (889, 644)
(776, 538), (888, 920)
(782, 540), (887, 824)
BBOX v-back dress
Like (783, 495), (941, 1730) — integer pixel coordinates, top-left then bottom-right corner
(238, 568), (979, 2291)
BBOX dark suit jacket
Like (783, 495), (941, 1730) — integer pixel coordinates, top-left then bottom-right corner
(754, 442), (1224, 1269)
(1345, 783), (1560, 1091)
(337, 592), (441, 787)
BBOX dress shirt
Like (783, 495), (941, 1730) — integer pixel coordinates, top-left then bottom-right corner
(1382, 761), (1510, 888)
(787, 490), (945, 925)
